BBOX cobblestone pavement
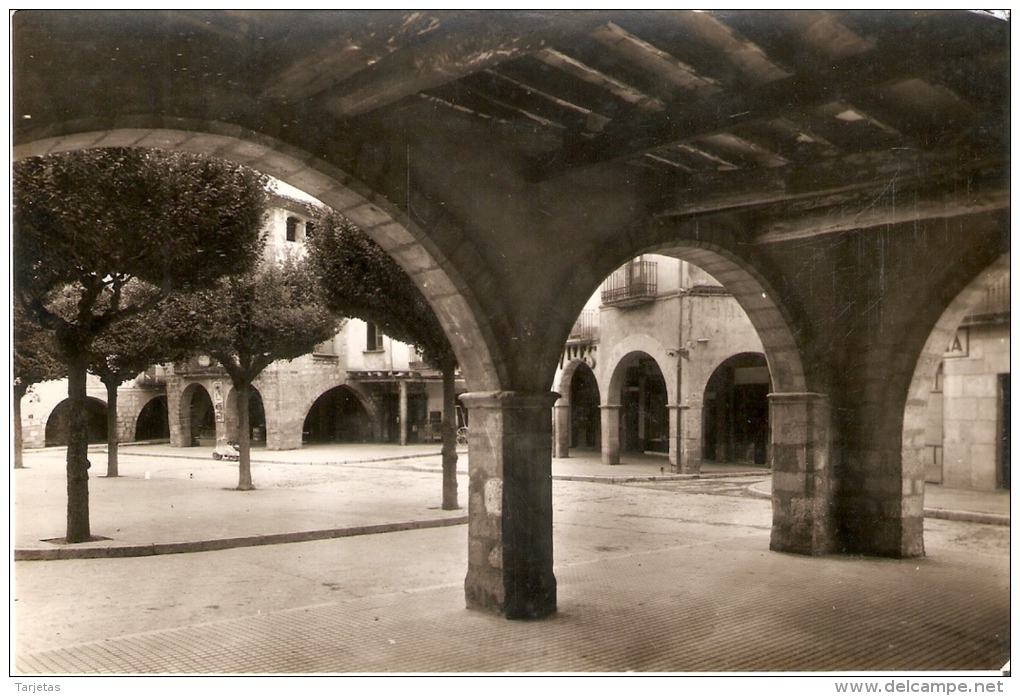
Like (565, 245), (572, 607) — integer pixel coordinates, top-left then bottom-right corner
(12, 446), (1010, 675)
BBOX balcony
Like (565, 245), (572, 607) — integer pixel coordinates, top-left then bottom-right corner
(567, 309), (599, 344)
(961, 273), (1010, 326)
(601, 260), (657, 307)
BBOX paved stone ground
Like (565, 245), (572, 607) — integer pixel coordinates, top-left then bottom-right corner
(12, 446), (1010, 675)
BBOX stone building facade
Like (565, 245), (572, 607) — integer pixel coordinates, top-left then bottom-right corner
(552, 254), (1010, 491)
(552, 254), (769, 473)
(166, 193), (460, 451)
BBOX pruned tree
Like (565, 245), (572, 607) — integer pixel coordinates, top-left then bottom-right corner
(13, 302), (65, 469)
(179, 253), (344, 490)
(307, 209), (461, 510)
(87, 288), (199, 478)
(13, 147), (268, 542)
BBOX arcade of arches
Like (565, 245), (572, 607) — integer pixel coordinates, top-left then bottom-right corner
(14, 11), (1008, 620)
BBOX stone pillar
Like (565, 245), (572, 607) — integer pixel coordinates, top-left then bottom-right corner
(600, 404), (621, 465)
(167, 374), (185, 447)
(553, 401), (570, 458)
(218, 381), (233, 443)
(667, 404), (696, 473)
(682, 403), (704, 471)
(460, 391), (557, 620)
(769, 392), (835, 555)
(399, 380), (408, 446)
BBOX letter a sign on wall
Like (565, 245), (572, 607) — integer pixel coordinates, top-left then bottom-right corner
(945, 328), (969, 358)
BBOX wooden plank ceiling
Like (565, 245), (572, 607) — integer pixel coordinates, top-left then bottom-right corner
(235, 9), (1007, 219)
(28, 10), (1005, 224)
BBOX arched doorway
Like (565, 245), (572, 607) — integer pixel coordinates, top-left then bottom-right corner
(702, 353), (770, 465)
(180, 384), (215, 447)
(303, 386), (373, 443)
(618, 353), (668, 454)
(135, 395), (169, 441)
(569, 362), (600, 450)
(45, 397), (107, 447)
(225, 387), (267, 443)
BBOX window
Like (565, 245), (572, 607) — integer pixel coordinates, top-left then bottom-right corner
(366, 322), (383, 352)
(304, 221), (315, 239)
(314, 337), (336, 356)
(286, 216), (299, 242)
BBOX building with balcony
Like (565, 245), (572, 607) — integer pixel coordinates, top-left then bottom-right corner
(554, 254), (770, 472)
(554, 255), (1010, 493)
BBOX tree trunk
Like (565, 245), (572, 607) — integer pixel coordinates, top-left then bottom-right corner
(236, 380), (254, 490)
(441, 363), (459, 510)
(65, 353), (92, 542)
(104, 378), (120, 477)
(13, 385), (26, 469)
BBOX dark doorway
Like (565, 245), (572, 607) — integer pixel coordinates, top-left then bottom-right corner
(407, 392), (428, 444)
(135, 396), (169, 441)
(621, 356), (667, 454)
(186, 387), (216, 447)
(570, 363), (601, 450)
(703, 354), (770, 465)
(247, 389), (267, 443)
(303, 387), (372, 443)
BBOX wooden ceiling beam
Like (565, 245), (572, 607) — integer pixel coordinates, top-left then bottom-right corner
(530, 19), (999, 179)
(314, 12), (613, 118)
(655, 152), (1005, 223)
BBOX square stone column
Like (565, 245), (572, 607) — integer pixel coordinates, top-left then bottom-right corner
(553, 401), (570, 458)
(600, 404), (621, 465)
(769, 392), (835, 555)
(398, 380), (408, 446)
(668, 403), (698, 473)
(460, 391), (558, 619)
(681, 404), (704, 471)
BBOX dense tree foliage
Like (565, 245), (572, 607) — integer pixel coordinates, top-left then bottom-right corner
(13, 303), (65, 469)
(307, 210), (461, 509)
(87, 289), (202, 477)
(177, 254), (344, 490)
(13, 147), (269, 542)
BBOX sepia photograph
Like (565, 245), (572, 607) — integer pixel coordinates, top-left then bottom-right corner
(10, 9), (1010, 689)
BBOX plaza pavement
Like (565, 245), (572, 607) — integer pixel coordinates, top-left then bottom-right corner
(13, 441), (1008, 559)
(11, 442), (1011, 674)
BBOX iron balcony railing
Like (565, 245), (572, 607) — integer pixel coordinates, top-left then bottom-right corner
(568, 309), (599, 343)
(962, 274), (1010, 324)
(601, 260), (657, 307)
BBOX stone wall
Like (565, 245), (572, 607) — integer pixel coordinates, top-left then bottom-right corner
(941, 322), (1010, 490)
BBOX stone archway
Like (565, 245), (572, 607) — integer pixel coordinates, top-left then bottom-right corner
(702, 353), (771, 466)
(178, 383), (215, 448)
(135, 395), (169, 441)
(601, 341), (674, 467)
(45, 397), (107, 447)
(303, 385), (376, 444)
(552, 358), (601, 458)
(225, 386), (266, 444)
